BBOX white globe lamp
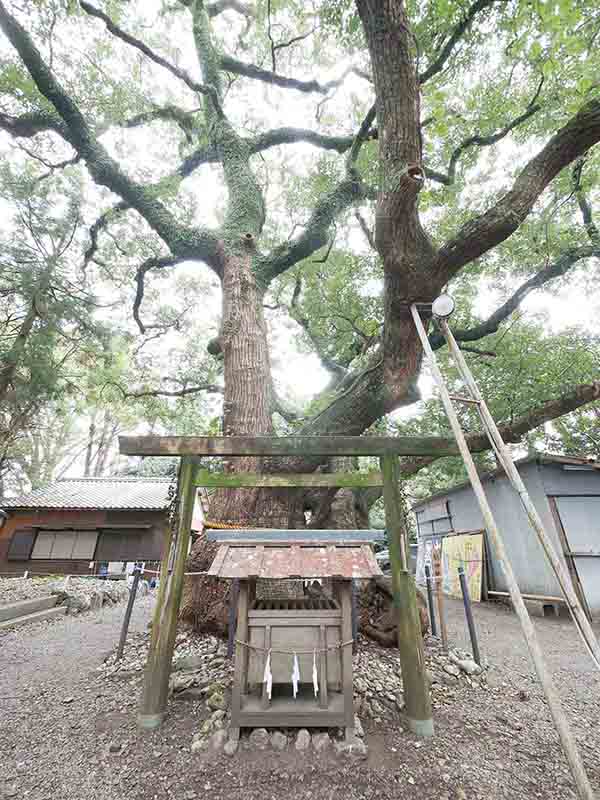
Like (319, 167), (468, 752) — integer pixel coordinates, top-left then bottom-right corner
(431, 292), (456, 320)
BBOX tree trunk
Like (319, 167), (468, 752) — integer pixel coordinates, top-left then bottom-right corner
(180, 249), (303, 630)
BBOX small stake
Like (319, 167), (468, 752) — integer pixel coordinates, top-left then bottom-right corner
(424, 564), (437, 637)
(458, 565), (481, 666)
(116, 565), (141, 661)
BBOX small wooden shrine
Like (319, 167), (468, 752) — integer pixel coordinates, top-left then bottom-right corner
(206, 529), (382, 738)
(118, 436), (435, 739)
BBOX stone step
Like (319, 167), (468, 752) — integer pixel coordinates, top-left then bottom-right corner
(0, 604), (66, 631)
(0, 595), (58, 622)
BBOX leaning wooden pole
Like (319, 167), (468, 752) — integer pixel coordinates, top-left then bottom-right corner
(138, 458), (195, 730)
(439, 317), (600, 670)
(411, 305), (595, 800)
(381, 453), (434, 737)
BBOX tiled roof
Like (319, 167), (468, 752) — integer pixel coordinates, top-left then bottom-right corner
(1, 476), (173, 511)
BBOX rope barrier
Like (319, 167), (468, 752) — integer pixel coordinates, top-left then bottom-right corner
(235, 637), (354, 655)
(141, 568), (211, 577)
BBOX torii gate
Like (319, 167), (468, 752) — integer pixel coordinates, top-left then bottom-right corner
(119, 435), (453, 737)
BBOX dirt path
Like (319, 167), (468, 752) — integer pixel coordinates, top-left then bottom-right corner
(1, 596), (599, 800)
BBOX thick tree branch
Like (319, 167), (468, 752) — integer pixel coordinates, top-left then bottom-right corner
(120, 104), (201, 143)
(206, 0), (254, 17)
(79, 1), (222, 114)
(429, 243), (599, 350)
(0, 108), (66, 138)
(133, 255), (184, 334)
(110, 380), (223, 399)
(83, 201), (129, 269)
(419, 0), (508, 84)
(573, 159), (600, 246)
(434, 82), (543, 185)
(400, 379), (600, 477)
(289, 276), (348, 381)
(259, 174), (368, 282)
(259, 108), (378, 282)
(434, 98), (600, 282)
(220, 56), (368, 95)
(0, 2), (221, 271)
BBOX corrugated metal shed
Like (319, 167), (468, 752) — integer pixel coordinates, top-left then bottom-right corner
(1, 477), (172, 511)
(208, 543), (382, 579)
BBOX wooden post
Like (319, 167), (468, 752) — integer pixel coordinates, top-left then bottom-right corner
(227, 578), (240, 659)
(230, 579), (249, 742)
(412, 304), (595, 799)
(338, 580), (355, 741)
(381, 454), (433, 737)
(138, 458), (195, 730)
(432, 547), (448, 650)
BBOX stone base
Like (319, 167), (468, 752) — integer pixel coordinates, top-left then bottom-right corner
(406, 716), (434, 737)
(138, 712), (165, 730)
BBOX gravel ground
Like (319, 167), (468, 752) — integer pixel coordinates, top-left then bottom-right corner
(0, 575), (133, 609)
(1, 595), (599, 800)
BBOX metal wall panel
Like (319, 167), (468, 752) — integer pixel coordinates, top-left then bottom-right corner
(418, 461), (566, 597)
(555, 496), (600, 616)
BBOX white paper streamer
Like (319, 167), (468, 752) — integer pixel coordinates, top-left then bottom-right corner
(263, 648), (272, 700)
(292, 652), (300, 699)
(312, 649), (319, 698)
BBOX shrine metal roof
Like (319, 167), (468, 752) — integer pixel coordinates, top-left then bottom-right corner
(207, 543), (382, 580)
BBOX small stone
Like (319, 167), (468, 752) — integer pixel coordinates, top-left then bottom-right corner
(354, 715), (364, 738)
(108, 742), (122, 754)
(271, 731), (287, 751)
(224, 738), (239, 757)
(249, 728), (270, 750)
(210, 729), (228, 750)
(441, 673), (458, 687)
(206, 691), (227, 711)
(171, 674), (195, 693)
(334, 738), (368, 760)
(295, 729), (311, 751)
(443, 664), (460, 678)
(176, 654), (204, 672)
(173, 687), (206, 701)
(312, 732), (331, 752)
(518, 689), (530, 701)
(456, 659), (481, 676)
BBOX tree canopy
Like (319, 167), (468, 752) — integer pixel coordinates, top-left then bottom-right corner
(0, 0), (598, 505)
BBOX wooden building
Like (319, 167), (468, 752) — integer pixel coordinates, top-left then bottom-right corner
(0, 477), (174, 577)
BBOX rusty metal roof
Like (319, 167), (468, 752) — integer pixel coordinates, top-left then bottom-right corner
(208, 543), (382, 579)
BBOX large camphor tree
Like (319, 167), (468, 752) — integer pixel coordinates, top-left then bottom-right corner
(1, 0), (598, 625)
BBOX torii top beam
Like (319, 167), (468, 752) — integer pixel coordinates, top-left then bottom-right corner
(118, 435), (458, 458)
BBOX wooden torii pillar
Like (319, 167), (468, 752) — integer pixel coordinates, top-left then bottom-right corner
(119, 435), (451, 735)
